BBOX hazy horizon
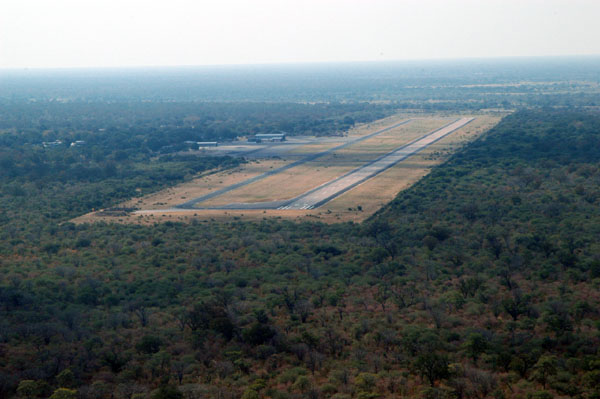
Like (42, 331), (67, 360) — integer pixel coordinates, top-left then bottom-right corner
(2, 0), (600, 69)
(1, 54), (600, 73)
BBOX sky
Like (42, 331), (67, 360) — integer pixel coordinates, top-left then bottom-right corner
(1, 0), (599, 69)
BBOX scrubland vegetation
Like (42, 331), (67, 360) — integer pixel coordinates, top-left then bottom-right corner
(1, 108), (600, 399)
(1, 59), (600, 399)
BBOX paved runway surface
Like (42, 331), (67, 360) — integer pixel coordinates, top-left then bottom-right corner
(175, 119), (413, 209)
(134, 118), (474, 215)
(182, 117), (473, 211)
(279, 117), (474, 209)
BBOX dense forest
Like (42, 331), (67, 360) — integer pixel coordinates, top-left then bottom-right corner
(0, 101), (393, 179)
(0, 102), (393, 145)
(1, 108), (600, 399)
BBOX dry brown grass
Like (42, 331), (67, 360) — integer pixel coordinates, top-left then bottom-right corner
(316, 115), (501, 222)
(72, 113), (502, 225)
(201, 118), (450, 206)
(71, 159), (288, 224)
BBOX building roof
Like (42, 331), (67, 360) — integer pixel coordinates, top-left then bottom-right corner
(255, 133), (285, 137)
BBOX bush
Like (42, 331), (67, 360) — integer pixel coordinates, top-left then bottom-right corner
(293, 376), (311, 393)
(151, 385), (182, 399)
(320, 383), (337, 397)
(527, 391), (553, 399)
(241, 389), (259, 399)
(278, 368), (308, 384)
(49, 388), (77, 399)
(17, 381), (49, 399)
(354, 373), (377, 392)
(136, 335), (162, 354)
(56, 369), (75, 388)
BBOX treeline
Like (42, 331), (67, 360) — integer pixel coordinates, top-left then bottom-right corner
(0, 101), (394, 149)
(0, 147), (239, 185)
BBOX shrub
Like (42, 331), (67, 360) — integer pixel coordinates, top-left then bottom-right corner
(49, 388), (77, 399)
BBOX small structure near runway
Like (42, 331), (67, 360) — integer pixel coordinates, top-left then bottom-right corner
(249, 133), (286, 142)
(197, 142), (218, 148)
(42, 140), (63, 148)
(183, 141), (219, 149)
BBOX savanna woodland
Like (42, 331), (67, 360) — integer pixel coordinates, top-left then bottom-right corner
(2, 60), (600, 399)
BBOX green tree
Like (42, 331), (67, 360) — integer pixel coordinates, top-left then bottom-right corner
(463, 333), (488, 362)
(531, 356), (558, 389)
(49, 388), (77, 399)
(136, 335), (163, 354)
(56, 369), (75, 388)
(354, 373), (377, 392)
(17, 381), (38, 399)
(293, 376), (311, 393)
(151, 385), (183, 399)
(241, 389), (259, 399)
(414, 352), (450, 387)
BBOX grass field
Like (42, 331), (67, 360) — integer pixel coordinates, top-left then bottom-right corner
(73, 113), (502, 224)
(316, 114), (500, 222)
(199, 117), (451, 207)
(102, 158), (289, 210)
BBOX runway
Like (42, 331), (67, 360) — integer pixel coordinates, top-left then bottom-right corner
(186, 117), (473, 210)
(279, 117), (473, 209)
(175, 118), (413, 209)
